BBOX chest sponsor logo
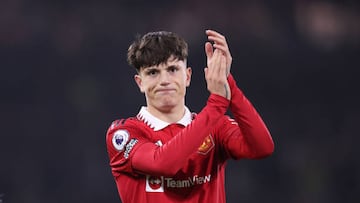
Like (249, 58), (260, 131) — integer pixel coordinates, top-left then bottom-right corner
(145, 174), (211, 192)
(198, 134), (214, 155)
(146, 176), (164, 192)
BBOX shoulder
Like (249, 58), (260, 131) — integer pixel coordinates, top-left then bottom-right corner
(106, 117), (146, 141)
(106, 116), (153, 136)
(106, 117), (148, 153)
(107, 117), (147, 133)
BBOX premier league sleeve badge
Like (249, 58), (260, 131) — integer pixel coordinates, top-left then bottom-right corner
(112, 130), (130, 151)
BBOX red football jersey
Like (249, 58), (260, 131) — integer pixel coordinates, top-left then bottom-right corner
(106, 75), (274, 203)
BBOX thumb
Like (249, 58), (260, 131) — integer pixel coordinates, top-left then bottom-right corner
(205, 42), (213, 59)
(204, 67), (208, 77)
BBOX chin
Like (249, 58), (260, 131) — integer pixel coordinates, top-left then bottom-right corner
(158, 102), (177, 112)
(159, 97), (176, 106)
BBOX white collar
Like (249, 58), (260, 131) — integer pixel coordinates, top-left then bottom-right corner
(137, 106), (192, 131)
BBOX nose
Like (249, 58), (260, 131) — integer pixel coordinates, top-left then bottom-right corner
(159, 71), (170, 85)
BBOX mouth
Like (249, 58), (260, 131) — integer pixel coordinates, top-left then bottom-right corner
(156, 89), (176, 93)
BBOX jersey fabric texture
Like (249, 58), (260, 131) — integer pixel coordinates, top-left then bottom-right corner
(106, 74), (274, 203)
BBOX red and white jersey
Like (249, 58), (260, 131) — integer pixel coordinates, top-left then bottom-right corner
(106, 75), (274, 203)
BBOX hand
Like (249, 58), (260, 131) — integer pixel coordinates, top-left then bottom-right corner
(204, 48), (231, 100)
(205, 30), (232, 76)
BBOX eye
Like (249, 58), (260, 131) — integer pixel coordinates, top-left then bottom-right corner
(168, 66), (178, 73)
(146, 69), (158, 76)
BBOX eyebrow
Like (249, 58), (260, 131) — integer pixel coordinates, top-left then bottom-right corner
(141, 66), (158, 72)
(143, 64), (180, 70)
(143, 67), (159, 73)
(167, 65), (179, 69)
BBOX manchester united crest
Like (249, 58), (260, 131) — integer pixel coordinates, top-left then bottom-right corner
(198, 134), (214, 155)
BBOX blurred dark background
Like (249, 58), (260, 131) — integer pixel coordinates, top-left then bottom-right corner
(1, 0), (359, 202)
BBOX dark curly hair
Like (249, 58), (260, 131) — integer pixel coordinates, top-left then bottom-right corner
(127, 31), (188, 72)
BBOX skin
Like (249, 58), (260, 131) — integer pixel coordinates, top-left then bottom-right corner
(205, 29), (233, 76)
(134, 30), (232, 123)
(134, 57), (192, 123)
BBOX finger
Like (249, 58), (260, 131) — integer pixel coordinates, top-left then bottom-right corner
(213, 43), (228, 55)
(217, 53), (226, 77)
(208, 50), (219, 76)
(206, 29), (225, 39)
(207, 35), (226, 45)
(212, 42), (232, 75)
(220, 55), (227, 77)
(207, 32), (226, 48)
(204, 67), (208, 78)
(205, 42), (214, 59)
(207, 35), (230, 56)
(213, 43), (232, 64)
(213, 50), (223, 76)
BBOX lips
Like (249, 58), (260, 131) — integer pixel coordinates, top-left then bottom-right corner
(156, 88), (176, 93)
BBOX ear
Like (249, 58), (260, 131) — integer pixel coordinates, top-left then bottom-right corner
(185, 67), (192, 87)
(134, 74), (145, 93)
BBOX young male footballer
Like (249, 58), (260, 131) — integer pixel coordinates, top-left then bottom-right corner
(106, 29), (274, 203)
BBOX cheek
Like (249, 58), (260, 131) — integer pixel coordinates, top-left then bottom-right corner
(143, 81), (156, 93)
(180, 80), (188, 94)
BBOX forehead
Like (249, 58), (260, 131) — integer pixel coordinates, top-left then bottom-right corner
(140, 57), (187, 71)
